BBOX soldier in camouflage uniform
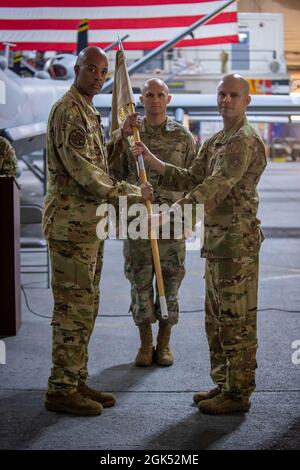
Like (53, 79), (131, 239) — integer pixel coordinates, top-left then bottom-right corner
(43, 47), (152, 416)
(109, 78), (196, 367)
(0, 137), (18, 177)
(134, 74), (267, 414)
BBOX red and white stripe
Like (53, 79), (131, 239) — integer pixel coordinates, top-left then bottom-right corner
(0, 0), (238, 51)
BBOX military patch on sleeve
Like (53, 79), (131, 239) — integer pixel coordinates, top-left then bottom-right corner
(226, 140), (244, 154)
(68, 129), (87, 149)
(223, 139), (246, 172)
(227, 153), (243, 169)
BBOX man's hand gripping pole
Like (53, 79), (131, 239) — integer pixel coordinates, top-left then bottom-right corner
(128, 103), (168, 320)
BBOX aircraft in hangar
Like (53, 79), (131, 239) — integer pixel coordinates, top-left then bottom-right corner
(1, 0), (300, 177)
(1, 62), (300, 156)
(1, 66), (300, 141)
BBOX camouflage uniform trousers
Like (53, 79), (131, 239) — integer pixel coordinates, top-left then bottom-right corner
(47, 238), (104, 395)
(123, 238), (186, 326)
(205, 255), (259, 401)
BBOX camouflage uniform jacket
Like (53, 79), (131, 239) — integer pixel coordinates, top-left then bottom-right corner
(161, 117), (267, 258)
(108, 117), (196, 206)
(43, 85), (141, 242)
(0, 137), (18, 177)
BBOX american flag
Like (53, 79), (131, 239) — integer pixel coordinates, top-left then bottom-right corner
(0, 0), (238, 52)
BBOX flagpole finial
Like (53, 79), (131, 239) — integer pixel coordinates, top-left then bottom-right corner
(118, 35), (124, 51)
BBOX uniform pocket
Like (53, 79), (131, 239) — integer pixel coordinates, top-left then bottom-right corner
(49, 240), (94, 290)
(50, 249), (77, 288)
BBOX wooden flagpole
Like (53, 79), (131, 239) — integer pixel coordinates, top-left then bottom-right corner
(118, 38), (168, 320)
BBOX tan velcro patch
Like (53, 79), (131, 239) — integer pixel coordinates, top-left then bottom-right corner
(227, 153), (243, 170)
(69, 129), (86, 149)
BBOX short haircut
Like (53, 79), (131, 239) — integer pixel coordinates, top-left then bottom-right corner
(218, 73), (250, 96)
(141, 78), (169, 96)
(75, 46), (107, 67)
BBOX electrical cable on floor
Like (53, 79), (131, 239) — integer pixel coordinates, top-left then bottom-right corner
(182, 308), (300, 313)
(21, 285), (52, 319)
(21, 284), (300, 318)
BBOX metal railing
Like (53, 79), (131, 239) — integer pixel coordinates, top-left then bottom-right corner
(107, 48), (285, 76)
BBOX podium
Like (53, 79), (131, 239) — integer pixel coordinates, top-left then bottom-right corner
(0, 177), (21, 335)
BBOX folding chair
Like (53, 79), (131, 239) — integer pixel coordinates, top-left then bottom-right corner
(20, 204), (50, 288)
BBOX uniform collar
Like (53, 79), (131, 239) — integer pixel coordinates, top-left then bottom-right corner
(140, 116), (177, 133)
(217, 116), (248, 144)
(68, 85), (100, 120)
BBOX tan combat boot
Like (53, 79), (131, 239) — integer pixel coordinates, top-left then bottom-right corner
(78, 384), (116, 408)
(45, 391), (102, 416)
(135, 324), (154, 366)
(193, 387), (222, 404)
(198, 393), (251, 415)
(155, 323), (174, 366)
